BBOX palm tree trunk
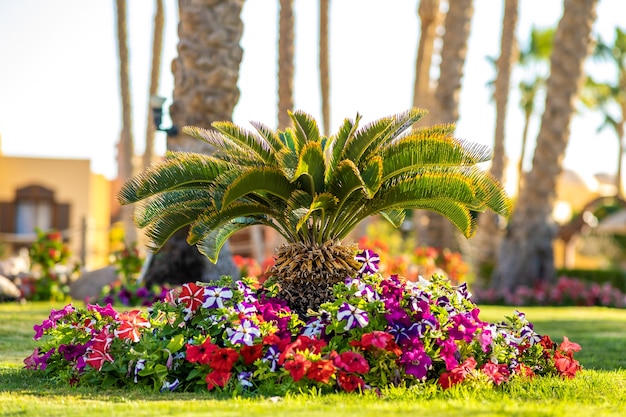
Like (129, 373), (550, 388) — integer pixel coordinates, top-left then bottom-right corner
(319, 0), (331, 136)
(143, 0), (244, 286)
(278, 0), (295, 129)
(472, 0), (518, 280)
(412, 0), (441, 110)
(517, 111), (532, 196)
(417, 0), (474, 253)
(492, 0), (598, 292)
(115, 0), (136, 244)
(143, 0), (164, 170)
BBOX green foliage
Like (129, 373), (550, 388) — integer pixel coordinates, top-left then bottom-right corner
(118, 109), (511, 263)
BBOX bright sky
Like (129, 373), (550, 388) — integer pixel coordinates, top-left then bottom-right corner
(0, 1), (623, 192)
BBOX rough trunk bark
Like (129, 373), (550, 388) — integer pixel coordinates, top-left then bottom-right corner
(492, 0), (598, 291)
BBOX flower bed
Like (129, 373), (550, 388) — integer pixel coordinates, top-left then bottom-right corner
(24, 251), (581, 395)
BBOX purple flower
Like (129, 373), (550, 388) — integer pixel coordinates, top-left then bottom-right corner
(33, 319), (56, 340)
(237, 371), (254, 388)
(400, 348), (432, 380)
(438, 338), (459, 370)
(262, 345), (280, 372)
(226, 319), (260, 346)
(58, 343), (88, 362)
(337, 302), (369, 331)
(87, 303), (118, 319)
(202, 286), (233, 309)
(23, 348), (54, 371)
(355, 249), (380, 274)
(236, 301), (257, 315)
(134, 359), (146, 383)
(448, 313), (478, 343)
(302, 318), (325, 338)
(135, 287), (150, 299)
(49, 304), (75, 322)
(160, 378), (180, 392)
(380, 276), (404, 300)
(237, 281), (257, 303)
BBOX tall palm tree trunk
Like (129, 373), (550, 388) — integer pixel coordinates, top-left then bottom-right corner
(492, 0), (598, 292)
(472, 0), (518, 280)
(142, 0), (244, 286)
(278, 0), (294, 129)
(412, 0), (441, 110)
(417, 0), (474, 253)
(115, 0), (137, 244)
(143, 0), (164, 170)
(319, 0), (331, 136)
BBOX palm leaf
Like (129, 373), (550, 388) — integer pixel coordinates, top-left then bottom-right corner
(212, 121), (276, 164)
(289, 110), (321, 148)
(294, 142), (326, 194)
(222, 167), (295, 208)
(195, 219), (259, 263)
(133, 189), (213, 228)
(117, 153), (231, 204)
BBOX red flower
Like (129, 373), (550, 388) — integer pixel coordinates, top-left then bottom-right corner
(240, 344), (264, 365)
(337, 371), (365, 393)
(186, 338), (218, 365)
(554, 351), (581, 379)
(206, 369), (231, 390)
(279, 335), (326, 365)
(85, 329), (114, 371)
(360, 331), (393, 350)
(305, 359), (336, 383)
(210, 347), (239, 372)
(558, 336), (581, 356)
(284, 354), (312, 382)
(333, 351), (370, 374)
(114, 310), (150, 342)
(438, 357), (477, 389)
(539, 335), (555, 351)
(178, 282), (205, 313)
(514, 363), (535, 378)
(480, 361), (510, 385)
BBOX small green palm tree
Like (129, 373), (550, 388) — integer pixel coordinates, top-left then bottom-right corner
(118, 109), (511, 315)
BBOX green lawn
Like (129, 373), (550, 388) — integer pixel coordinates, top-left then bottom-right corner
(1, 302), (625, 417)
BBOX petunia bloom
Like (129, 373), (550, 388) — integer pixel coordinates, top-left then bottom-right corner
(284, 354), (312, 382)
(337, 372), (365, 393)
(333, 351), (370, 374)
(355, 249), (380, 274)
(186, 337), (218, 365)
(306, 359), (336, 383)
(178, 282), (205, 318)
(209, 347), (239, 372)
(206, 370), (231, 390)
(481, 361), (510, 385)
(202, 286), (233, 309)
(337, 303), (369, 331)
(226, 319), (261, 346)
(114, 310), (151, 343)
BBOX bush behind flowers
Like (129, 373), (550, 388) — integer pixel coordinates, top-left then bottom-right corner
(25, 250), (581, 395)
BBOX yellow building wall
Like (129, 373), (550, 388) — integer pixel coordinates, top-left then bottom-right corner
(0, 155), (111, 269)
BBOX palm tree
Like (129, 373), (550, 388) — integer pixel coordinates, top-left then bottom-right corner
(472, 0), (518, 280)
(581, 28), (626, 198)
(491, 0), (598, 292)
(119, 109), (511, 317)
(417, 0), (474, 253)
(412, 0), (441, 110)
(142, 0), (164, 170)
(115, 0), (136, 244)
(141, 0), (244, 286)
(516, 26), (555, 194)
(319, 0), (331, 136)
(278, 0), (295, 129)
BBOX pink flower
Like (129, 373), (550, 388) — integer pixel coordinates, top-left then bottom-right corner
(85, 329), (114, 371)
(481, 361), (510, 385)
(558, 336), (581, 356)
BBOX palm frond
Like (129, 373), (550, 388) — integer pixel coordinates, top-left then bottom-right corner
(294, 142), (326, 194)
(117, 153), (231, 204)
(289, 110), (321, 149)
(249, 120), (285, 154)
(195, 219), (260, 263)
(133, 189), (213, 228)
(222, 167), (295, 208)
(212, 121), (276, 164)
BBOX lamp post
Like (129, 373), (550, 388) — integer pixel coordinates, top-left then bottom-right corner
(149, 95), (178, 136)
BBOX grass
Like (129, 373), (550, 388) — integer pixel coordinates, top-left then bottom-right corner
(1, 302), (625, 417)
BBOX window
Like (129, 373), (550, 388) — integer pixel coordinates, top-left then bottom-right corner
(16, 200), (52, 234)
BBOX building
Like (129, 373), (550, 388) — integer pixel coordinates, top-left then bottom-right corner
(0, 154), (112, 270)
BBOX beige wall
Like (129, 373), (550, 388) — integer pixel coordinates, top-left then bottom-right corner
(0, 155), (111, 268)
